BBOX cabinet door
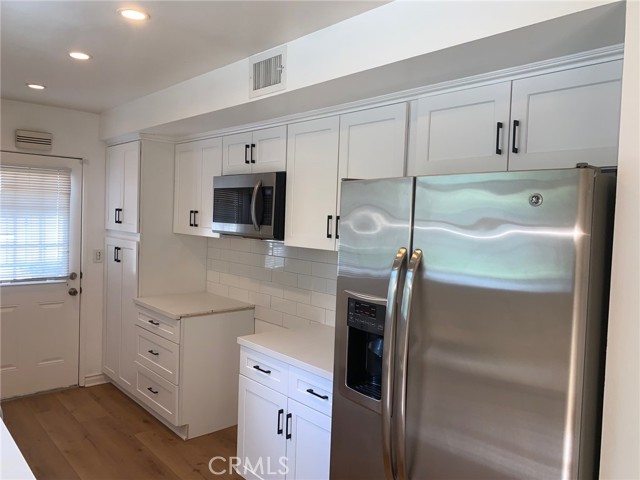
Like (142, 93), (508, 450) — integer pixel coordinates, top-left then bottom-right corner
(508, 60), (622, 171)
(238, 376), (288, 480)
(223, 132), (253, 175)
(252, 125), (287, 173)
(339, 103), (407, 180)
(286, 117), (340, 251)
(120, 142), (140, 233)
(197, 137), (223, 236)
(408, 82), (511, 175)
(105, 146), (124, 231)
(118, 241), (138, 389)
(173, 144), (199, 235)
(286, 399), (331, 480)
(103, 242), (122, 379)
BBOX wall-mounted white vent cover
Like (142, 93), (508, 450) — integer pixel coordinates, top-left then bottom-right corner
(249, 46), (286, 98)
(15, 130), (53, 151)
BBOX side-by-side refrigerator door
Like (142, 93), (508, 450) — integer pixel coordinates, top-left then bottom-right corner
(331, 177), (413, 480)
(404, 169), (600, 479)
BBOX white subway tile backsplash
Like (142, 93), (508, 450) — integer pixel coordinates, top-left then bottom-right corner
(284, 258), (312, 275)
(283, 286), (311, 305)
(254, 306), (283, 326)
(296, 303), (325, 323)
(206, 237), (337, 332)
(271, 297), (298, 315)
(311, 291), (337, 310)
(283, 314), (311, 329)
(311, 262), (338, 280)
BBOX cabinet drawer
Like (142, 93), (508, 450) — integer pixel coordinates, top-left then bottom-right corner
(240, 348), (288, 395)
(135, 326), (180, 384)
(135, 362), (179, 425)
(136, 309), (181, 344)
(288, 366), (333, 417)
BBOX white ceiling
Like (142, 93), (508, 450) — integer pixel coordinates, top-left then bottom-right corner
(0, 1), (386, 113)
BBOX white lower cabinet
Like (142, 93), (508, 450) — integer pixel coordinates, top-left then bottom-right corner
(237, 347), (332, 480)
(128, 305), (254, 439)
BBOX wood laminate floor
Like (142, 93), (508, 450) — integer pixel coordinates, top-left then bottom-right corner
(1, 383), (243, 480)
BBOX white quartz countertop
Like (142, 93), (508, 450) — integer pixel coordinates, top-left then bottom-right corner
(238, 323), (335, 380)
(134, 292), (253, 320)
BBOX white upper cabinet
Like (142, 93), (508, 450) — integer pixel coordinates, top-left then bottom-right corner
(222, 125), (287, 175)
(338, 103), (407, 180)
(105, 141), (140, 233)
(286, 117), (340, 251)
(173, 137), (222, 236)
(508, 60), (623, 171)
(408, 82), (512, 176)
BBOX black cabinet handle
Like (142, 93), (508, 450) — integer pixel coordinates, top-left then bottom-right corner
(512, 120), (520, 154)
(193, 210), (199, 227)
(148, 350), (159, 356)
(147, 319), (160, 326)
(285, 413), (292, 440)
(326, 215), (333, 239)
(253, 365), (271, 375)
(115, 208), (123, 224)
(336, 216), (340, 240)
(147, 387), (158, 395)
(189, 210), (194, 227)
(114, 247), (121, 263)
(244, 144), (250, 164)
(306, 388), (329, 400)
(114, 208), (118, 224)
(250, 143), (256, 164)
(495, 122), (503, 155)
(277, 409), (284, 435)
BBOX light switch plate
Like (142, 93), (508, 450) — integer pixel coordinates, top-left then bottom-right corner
(93, 249), (104, 263)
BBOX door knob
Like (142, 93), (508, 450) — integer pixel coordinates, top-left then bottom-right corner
(68, 288), (78, 296)
(69, 272), (78, 280)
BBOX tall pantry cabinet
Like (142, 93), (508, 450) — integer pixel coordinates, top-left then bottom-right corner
(103, 139), (207, 395)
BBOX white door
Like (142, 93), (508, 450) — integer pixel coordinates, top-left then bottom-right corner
(408, 81), (512, 175)
(223, 132), (253, 175)
(0, 151), (82, 399)
(173, 144), (199, 235)
(285, 117), (340, 251)
(285, 398), (331, 480)
(508, 60), (623, 171)
(252, 126), (287, 173)
(238, 375), (288, 480)
(105, 141), (140, 233)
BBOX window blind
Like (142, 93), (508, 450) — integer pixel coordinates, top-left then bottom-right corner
(0, 164), (71, 283)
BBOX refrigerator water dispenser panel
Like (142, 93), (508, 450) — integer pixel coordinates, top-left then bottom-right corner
(346, 297), (386, 401)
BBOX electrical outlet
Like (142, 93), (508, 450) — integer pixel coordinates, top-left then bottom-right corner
(93, 249), (104, 263)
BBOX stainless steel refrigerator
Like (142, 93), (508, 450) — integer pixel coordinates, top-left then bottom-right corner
(330, 167), (615, 480)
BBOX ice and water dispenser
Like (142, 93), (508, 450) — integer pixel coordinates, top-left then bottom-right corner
(346, 297), (387, 401)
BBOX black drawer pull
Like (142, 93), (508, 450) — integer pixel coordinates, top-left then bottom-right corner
(306, 388), (329, 400)
(286, 413), (292, 440)
(147, 319), (160, 326)
(277, 408), (284, 435)
(253, 365), (271, 375)
(148, 350), (159, 356)
(495, 122), (503, 155)
(147, 387), (158, 395)
(512, 120), (520, 154)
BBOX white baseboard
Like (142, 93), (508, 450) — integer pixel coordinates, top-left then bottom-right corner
(83, 373), (108, 387)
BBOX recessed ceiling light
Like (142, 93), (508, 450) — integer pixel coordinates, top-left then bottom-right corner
(117, 8), (149, 21)
(69, 51), (92, 61)
(26, 84), (46, 90)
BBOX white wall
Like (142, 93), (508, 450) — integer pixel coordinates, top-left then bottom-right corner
(206, 237), (337, 333)
(100, 0), (616, 139)
(599, 1), (640, 477)
(1, 99), (106, 384)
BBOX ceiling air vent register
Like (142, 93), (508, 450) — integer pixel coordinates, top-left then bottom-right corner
(15, 130), (53, 151)
(249, 46), (286, 98)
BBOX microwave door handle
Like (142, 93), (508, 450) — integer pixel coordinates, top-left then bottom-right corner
(250, 180), (263, 231)
(382, 247), (408, 480)
(395, 249), (423, 480)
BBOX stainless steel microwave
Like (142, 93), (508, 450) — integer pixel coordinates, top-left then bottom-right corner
(212, 172), (286, 240)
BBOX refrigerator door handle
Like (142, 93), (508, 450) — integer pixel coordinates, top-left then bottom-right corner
(395, 248), (423, 480)
(382, 247), (408, 480)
